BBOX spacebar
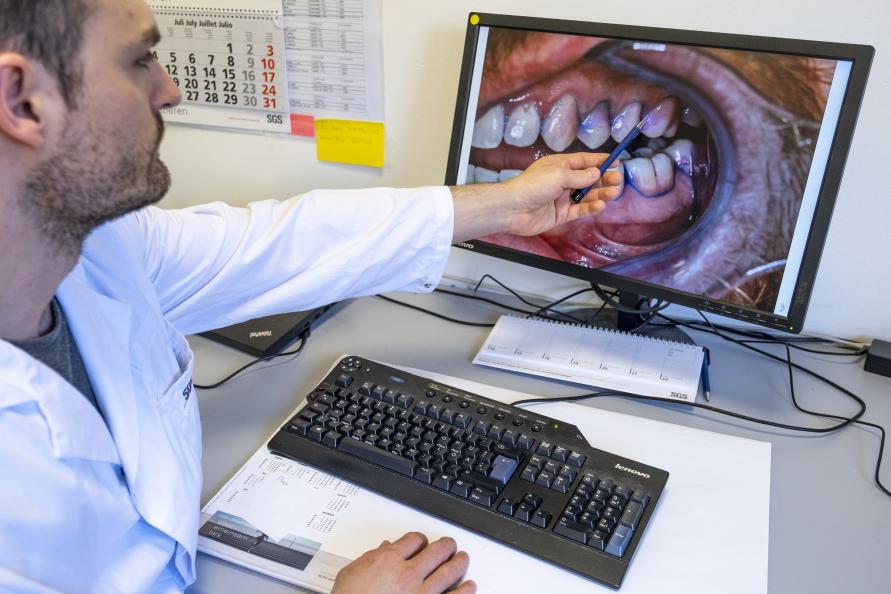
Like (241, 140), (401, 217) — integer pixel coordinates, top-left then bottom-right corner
(338, 437), (417, 477)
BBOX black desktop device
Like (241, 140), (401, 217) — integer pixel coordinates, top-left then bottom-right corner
(447, 13), (873, 335)
(269, 13), (873, 589)
(201, 304), (337, 357)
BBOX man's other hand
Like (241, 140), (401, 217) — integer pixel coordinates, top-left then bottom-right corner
(331, 532), (476, 594)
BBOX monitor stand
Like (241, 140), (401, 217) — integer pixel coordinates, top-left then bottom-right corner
(567, 290), (696, 345)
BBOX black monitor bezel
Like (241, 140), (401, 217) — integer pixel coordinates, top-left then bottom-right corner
(445, 12), (874, 333)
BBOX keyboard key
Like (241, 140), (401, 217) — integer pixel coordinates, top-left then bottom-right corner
(453, 413), (472, 429)
(522, 492), (543, 509)
(589, 531), (607, 551)
(488, 455), (518, 484)
(596, 518), (614, 533)
(567, 452), (586, 467)
(551, 476), (571, 494)
(462, 471), (502, 495)
(603, 506), (622, 523)
(535, 471), (555, 488)
(614, 485), (631, 501)
(531, 509), (552, 528)
(501, 429), (518, 445)
(620, 501), (643, 529)
(396, 394), (414, 409)
(552, 446), (570, 462)
(286, 418), (311, 435)
(487, 424), (505, 440)
(473, 420), (491, 436)
(322, 431), (342, 447)
(335, 374), (353, 388)
(469, 487), (495, 507)
(414, 467), (436, 484)
(516, 434), (535, 450)
(554, 518), (592, 544)
(338, 435), (417, 477)
(308, 425), (325, 441)
(514, 502), (534, 522)
(497, 497), (518, 515)
(606, 523), (633, 557)
(358, 381), (374, 395)
(558, 466), (577, 482)
(492, 442), (523, 461)
(450, 479), (472, 498)
(536, 441), (555, 457)
(521, 465), (538, 482)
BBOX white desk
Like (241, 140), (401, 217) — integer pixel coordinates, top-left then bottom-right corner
(186, 291), (891, 594)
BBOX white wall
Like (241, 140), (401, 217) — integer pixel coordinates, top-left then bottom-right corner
(159, 0), (891, 340)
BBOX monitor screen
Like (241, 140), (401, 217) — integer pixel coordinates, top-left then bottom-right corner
(446, 14), (873, 332)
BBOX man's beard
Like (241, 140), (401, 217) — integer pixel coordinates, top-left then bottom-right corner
(20, 114), (171, 257)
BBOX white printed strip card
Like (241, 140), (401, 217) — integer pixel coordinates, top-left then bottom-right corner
(474, 315), (705, 402)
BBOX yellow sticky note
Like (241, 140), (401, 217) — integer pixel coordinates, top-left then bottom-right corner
(315, 119), (384, 168)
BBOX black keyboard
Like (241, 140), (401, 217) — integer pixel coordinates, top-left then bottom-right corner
(268, 356), (669, 589)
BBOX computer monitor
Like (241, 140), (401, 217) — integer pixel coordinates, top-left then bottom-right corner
(446, 13), (873, 334)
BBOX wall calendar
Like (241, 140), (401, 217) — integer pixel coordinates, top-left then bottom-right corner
(150, 0), (291, 133)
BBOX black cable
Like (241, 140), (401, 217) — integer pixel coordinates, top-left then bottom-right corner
(193, 332), (309, 390)
(472, 274), (589, 323)
(659, 310), (887, 496)
(375, 295), (495, 327)
(434, 287), (531, 316)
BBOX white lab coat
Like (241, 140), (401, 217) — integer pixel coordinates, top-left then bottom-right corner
(0, 186), (453, 593)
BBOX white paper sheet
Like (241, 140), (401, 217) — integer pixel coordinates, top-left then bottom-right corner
(282, 0), (384, 121)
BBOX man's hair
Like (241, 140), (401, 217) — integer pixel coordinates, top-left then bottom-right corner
(0, 0), (92, 106)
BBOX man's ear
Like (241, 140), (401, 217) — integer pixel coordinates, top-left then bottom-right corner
(0, 52), (59, 150)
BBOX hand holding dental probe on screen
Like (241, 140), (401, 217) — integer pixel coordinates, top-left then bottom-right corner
(570, 117), (646, 203)
(450, 152), (624, 243)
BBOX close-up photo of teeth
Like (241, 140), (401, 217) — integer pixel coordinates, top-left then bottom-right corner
(464, 30), (838, 311)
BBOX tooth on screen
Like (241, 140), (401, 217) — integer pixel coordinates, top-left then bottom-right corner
(542, 94), (579, 152)
(498, 169), (523, 182)
(578, 101), (610, 149)
(681, 106), (704, 127)
(474, 166), (499, 183)
(472, 104), (505, 149)
(626, 154), (675, 197)
(663, 139), (695, 176)
(640, 96), (680, 139)
(611, 101), (642, 142)
(504, 103), (540, 147)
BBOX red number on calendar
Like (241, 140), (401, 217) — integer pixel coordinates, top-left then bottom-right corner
(262, 84), (277, 96)
(262, 71), (276, 82)
(263, 97), (277, 109)
(266, 45), (274, 56)
(261, 57), (275, 70)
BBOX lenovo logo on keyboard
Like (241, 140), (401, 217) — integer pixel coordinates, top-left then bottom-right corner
(614, 464), (651, 479)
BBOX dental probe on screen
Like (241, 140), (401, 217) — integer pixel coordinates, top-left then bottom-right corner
(570, 117), (647, 203)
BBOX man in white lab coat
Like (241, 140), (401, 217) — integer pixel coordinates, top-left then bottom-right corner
(0, 1), (622, 593)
